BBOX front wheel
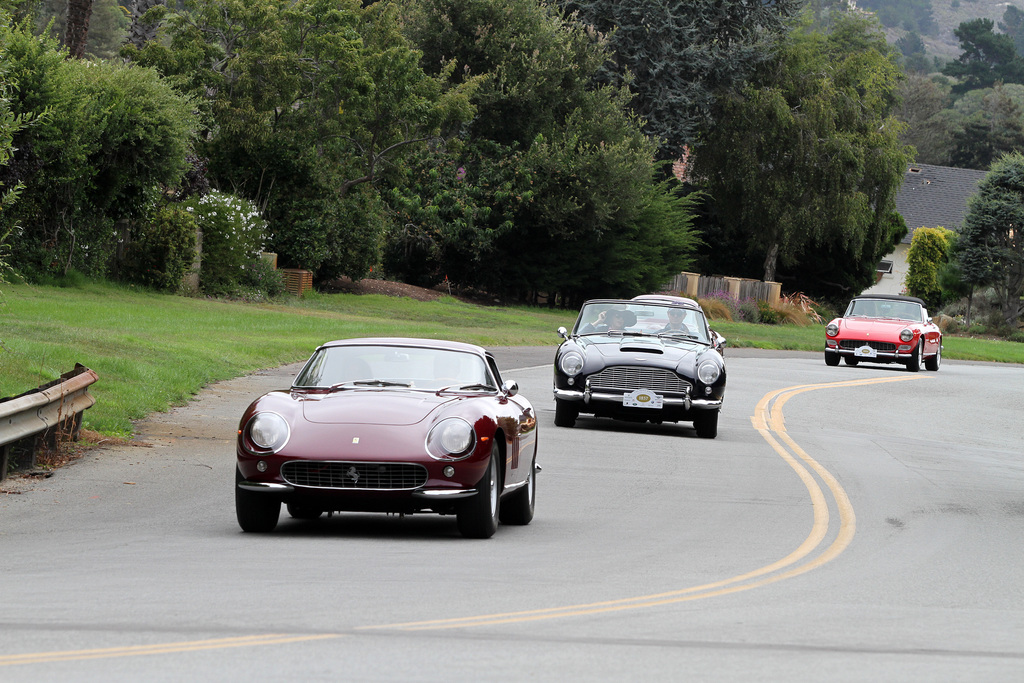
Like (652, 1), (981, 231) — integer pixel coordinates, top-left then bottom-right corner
(925, 342), (941, 371)
(554, 398), (578, 428)
(824, 351), (840, 367)
(499, 454), (536, 526)
(693, 410), (719, 439)
(906, 341), (922, 372)
(457, 443), (500, 538)
(235, 469), (281, 532)
(844, 357), (859, 366)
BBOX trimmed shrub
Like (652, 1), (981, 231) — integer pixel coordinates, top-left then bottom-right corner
(122, 204), (197, 292)
(236, 257), (286, 301)
(905, 226), (954, 309)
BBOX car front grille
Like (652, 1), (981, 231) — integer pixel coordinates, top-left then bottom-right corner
(281, 461), (428, 490)
(589, 366), (691, 395)
(838, 340), (897, 353)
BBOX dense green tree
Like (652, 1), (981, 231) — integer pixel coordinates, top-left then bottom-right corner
(692, 15), (912, 300)
(958, 152), (1024, 325)
(392, 0), (699, 301)
(943, 18), (1024, 94)
(28, 0), (129, 60)
(948, 84), (1024, 170)
(557, 0), (800, 161)
(896, 31), (930, 74)
(895, 73), (953, 165)
(999, 5), (1024, 58)
(1, 21), (198, 278)
(953, 208), (994, 324)
(130, 0), (477, 281)
(857, 0), (936, 36)
(0, 9), (30, 292)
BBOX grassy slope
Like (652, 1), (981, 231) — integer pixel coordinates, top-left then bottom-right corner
(2, 281), (1021, 435)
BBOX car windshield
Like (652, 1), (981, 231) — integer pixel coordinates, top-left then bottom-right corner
(572, 301), (710, 344)
(847, 299), (923, 322)
(293, 345), (496, 392)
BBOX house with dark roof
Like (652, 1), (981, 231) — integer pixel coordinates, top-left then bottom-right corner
(862, 163), (988, 295)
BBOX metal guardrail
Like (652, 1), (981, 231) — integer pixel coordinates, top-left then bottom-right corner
(0, 364), (98, 481)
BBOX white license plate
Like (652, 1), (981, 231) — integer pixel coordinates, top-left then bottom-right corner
(855, 345), (877, 358)
(623, 389), (663, 409)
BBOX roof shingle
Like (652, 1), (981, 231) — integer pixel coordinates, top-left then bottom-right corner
(894, 163), (987, 243)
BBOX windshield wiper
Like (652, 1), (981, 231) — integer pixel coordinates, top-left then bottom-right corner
(326, 380), (410, 392)
(658, 331), (700, 341)
(436, 383), (494, 394)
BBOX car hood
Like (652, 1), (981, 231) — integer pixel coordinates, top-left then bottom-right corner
(841, 318), (915, 335)
(582, 335), (700, 363)
(300, 391), (458, 426)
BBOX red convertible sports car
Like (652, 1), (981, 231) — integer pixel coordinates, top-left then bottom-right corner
(235, 338), (538, 538)
(824, 294), (942, 372)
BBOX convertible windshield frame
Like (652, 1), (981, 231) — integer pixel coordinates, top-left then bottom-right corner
(572, 300), (711, 345)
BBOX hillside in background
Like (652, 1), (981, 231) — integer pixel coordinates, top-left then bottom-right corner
(862, 0), (1022, 62)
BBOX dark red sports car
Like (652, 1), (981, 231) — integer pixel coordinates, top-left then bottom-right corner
(824, 294), (942, 372)
(235, 338), (538, 538)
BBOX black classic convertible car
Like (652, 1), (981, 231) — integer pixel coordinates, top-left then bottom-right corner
(552, 295), (726, 438)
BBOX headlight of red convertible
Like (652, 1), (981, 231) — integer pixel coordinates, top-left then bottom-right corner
(826, 323), (839, 337)
(426, 418), (476, 461)
(900, 328), (914, 342)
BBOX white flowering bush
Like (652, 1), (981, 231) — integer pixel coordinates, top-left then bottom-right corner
(184, 190), (267, 295)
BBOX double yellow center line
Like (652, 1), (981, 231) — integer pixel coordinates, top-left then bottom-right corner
(362, 375), (921, 631)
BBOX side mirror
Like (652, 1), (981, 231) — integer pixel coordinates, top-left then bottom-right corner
(501, 379), (519, 397)
(557, 326), (568, 340)
(711, 330), (727, 355)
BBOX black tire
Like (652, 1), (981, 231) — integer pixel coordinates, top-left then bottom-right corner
(824, 351), (840, 367)
(925, 342), (941, 371)
(235, 469), (281, 532)
(844, 357), (859, 366)
(554, 398), (578, 428)
(457, 443), (500, 538)
(693, 410), (719, 439)
(287, 502), (323, 520)
(906, 341), (922, 372)
(499, 454), (536, 526)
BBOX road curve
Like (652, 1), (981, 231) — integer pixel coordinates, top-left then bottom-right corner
(1, 350), (1022, 681)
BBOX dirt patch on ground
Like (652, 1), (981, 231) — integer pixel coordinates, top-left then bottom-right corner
(323, 277), (503, 306)
(324, 276), (446, 301)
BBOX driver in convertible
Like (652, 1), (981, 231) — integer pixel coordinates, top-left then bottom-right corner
(582, 308), (633, 333)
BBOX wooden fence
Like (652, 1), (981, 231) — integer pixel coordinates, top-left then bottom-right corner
(662, 272), (781, 306)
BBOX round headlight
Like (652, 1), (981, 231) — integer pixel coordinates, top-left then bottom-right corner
(826, 323), (839, 337)
(900, 328), (914, 342)
(427, 418), (476, 460)
(559, 351), (584, 376)
(697, 360), (721, 385)
(247, 412), (290, 452)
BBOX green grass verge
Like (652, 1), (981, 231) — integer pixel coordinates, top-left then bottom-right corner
(2, 281), (1021, 436)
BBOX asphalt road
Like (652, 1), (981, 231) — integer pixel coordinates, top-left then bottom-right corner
(1, 348), (1023, 681)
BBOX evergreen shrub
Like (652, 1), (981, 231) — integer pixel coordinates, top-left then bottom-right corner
(123, 204), (197, 292)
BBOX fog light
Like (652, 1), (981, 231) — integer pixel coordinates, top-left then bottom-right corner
(568, 377), (574, 386)
(705, 386), (712, 395)
(257, 460), (268, 472)
(443, 466), (455, 477)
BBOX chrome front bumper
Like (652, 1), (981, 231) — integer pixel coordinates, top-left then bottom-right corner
(553, 388), (722, 410)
